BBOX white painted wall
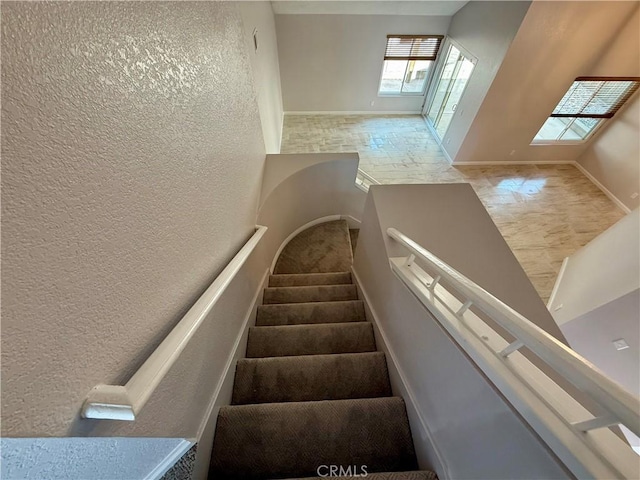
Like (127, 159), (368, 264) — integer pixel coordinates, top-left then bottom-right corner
(276, 14), (451, 112)
(549, 208), (640, 327)
(439, 1), (530, 159)
(239, 2), (285, 153)
(1, 0), (265, 442)
(453, 1), (639, 164)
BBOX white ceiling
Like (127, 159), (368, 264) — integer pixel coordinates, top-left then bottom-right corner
(271, 1), (470, 16)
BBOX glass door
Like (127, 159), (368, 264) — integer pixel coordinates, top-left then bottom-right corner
(424, 43), (476, 141)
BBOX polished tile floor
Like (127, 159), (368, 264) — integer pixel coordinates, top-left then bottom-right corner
(281, 114), (625, 302)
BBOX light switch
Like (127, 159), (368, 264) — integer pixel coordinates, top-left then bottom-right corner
(613, 339), (629, 351)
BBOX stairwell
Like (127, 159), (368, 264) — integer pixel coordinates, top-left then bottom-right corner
(209, 220), (437, 480)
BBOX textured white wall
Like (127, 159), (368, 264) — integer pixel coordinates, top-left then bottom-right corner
(1, 438), (190, 480)
(454, 1), (639, 163)
(239, 2), (285, 153)
(1, 1), (265, 438)
(276, 14), (451, 112)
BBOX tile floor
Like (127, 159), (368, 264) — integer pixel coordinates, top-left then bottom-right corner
(281, 114), (625, 303)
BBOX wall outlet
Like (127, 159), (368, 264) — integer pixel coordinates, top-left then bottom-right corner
(613, 339), (629, 351)
(370, 100), (375, 106)
(631, 192), (638, 199)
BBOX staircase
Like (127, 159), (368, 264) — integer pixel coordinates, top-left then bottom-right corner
(209, 220), (437, 480)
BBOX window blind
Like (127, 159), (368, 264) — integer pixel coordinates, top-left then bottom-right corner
(384, 35), (444, 61)
(551, 77), (640, 119)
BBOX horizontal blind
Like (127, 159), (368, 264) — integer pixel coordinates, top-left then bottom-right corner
(384, 35), (444, 61)
(551, 77), (640, 119)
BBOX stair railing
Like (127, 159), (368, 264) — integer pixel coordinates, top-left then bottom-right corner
(387, 227), (639, 479)
(355, 168), (380, 192)
(81, 226), (268, 421)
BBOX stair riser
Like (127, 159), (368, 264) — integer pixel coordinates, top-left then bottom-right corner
(246, 323), (376, 358)
(232, 352), (391, 404)
(263, 285), (358, 304)
(256, 300), (365, 326)
(269, 272), (352, 287)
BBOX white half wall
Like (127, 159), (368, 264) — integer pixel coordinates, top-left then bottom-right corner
(276, 14), (451, 112)
(353, 184), (570, 479)
(240, 2), (285, 153)
(549, 208), (640, 326)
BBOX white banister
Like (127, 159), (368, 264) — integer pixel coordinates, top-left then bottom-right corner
(355, 168), (380, 191)
(82, 225), (268, 421)
(386, 227), (640, 479)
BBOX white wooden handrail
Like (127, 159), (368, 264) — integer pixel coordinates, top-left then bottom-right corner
(357, 168), (380, 185)
(355, 169), (380, 192)
(82, 225), (268, 421)
(387, 227), (640, 479)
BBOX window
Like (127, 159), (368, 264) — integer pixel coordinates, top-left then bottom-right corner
(533, 77), (640, 143)
(379, 35), (443, 95)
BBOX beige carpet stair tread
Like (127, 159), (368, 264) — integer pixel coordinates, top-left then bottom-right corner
(246, 322), (376, 358)
(287, 471), (437, 480)
(269, 272), (352, 287)
(263, 284), (357, 304)
(256, 300), (365, 326)
(209, 397), (418, 480)
(274, 220), (353, 274)
(232, 352), (391, 404)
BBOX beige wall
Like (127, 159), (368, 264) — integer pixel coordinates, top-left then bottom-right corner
(439, 1), (530, 159)
(575, 5), (640, 211)
(276, 14), (451, 112)
(576, 93), (639, 211)
(239, 2), (285, 153)
(1, 1), (265, 439)
(453, 1), (639, 164)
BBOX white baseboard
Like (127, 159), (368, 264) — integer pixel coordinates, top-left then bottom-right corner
(451, 160), (575, 166)
(270, 215), (342, 273)
(196, 268), (268, 441)
(284, 111), (422, 115)
(441, 145), (454, 164)
(189, 268), (270, 480)
(572, 161), (631, 214)
(547, 257), (569, 310)
(341, 215), (361, 229)
(144, 439), (194, 480)
(351, 268), (450, 480)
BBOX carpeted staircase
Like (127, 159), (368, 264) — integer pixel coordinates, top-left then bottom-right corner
(209, 220), (437, 480)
